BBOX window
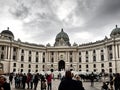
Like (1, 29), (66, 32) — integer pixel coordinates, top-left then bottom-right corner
(51, 52), (54, 55)
(21, 49), (24, 53)
(109, 68), (112, 73)
(101, 63), (104, 67)
(86, 64), (88, 68)
(93, 50), (96, 53)
(29, 51), (31, 54)
(21, 64), (23, 68)
(101, 55), (104, 61)
(28, 69), (31, 73)
(109, 54), (113, 59)
(70, 51), (72, 55)
(36, 70), (38, 72)
(70, 57), (72, 62)
(93, 56), (96, 62)
(94, 69), (96, 72)
(13, 63), (16, 67)
(79, 65), (81, 68)
(1, 46), (4, 50)
(51, 58), (54, 63)
(51, 64), (53, 67)
(36, 57), (38, 62)
(13, 47), (16, 52)
(21, 69), (23, 72)
(13, 69), (16, 72)
(86, 51), (88, 54)
(13, 55), (16, 60)
(101, 69), (105, 73)
(28, 64), (31, 68)
(43, 52), (45, 55)
(101, 50), (104, 52)
(36, 65), (38, 68)
(21, 56), (24, 61)
(93, 64), (96, 68)
(29, 57), (31, 62)
(79, 57), (81, 62)
(43, 58), (45, 63)
(42, 65), (45, 68)
(1, 54), (4, 59)
(79, 52), (81, 55)
(36, 52), (38, 55)
(86, 56), (88, 62)
(109, 62), (112, 67)
(108, 45), (112, 50)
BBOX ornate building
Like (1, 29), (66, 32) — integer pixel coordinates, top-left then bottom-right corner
(0, 26), (120, 74)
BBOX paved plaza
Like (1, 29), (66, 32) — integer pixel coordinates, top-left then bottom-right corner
(11, 79), (103, 90)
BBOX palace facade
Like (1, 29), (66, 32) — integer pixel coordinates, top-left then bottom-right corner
(0, 26), (120, 74)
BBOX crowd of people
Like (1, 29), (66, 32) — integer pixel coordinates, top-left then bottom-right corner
(1, 71), (120, 90)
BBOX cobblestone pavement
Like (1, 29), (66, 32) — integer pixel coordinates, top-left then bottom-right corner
(11, 79), (103, 90)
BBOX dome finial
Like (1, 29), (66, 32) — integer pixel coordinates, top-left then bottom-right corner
(7, 27), (9, 30)
(61, 28), (63, 32)
(116, 25), (118, 28)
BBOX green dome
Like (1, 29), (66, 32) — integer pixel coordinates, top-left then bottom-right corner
(1, 27), (14, 40)
(110, 25), (120, 37)
(54, 28), (71, 46)
(55, 28), (69, 41)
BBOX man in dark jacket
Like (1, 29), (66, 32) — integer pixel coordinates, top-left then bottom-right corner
(58, 71), (83, 90)
(0, 75), (11, 90)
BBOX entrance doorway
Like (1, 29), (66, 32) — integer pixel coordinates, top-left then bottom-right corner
(58, 60), (65, 71)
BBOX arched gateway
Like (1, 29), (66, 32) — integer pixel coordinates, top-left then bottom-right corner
(58, 60), (65, 71)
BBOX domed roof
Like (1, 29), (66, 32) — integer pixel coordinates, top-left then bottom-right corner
(1, 27), (14, 40)
(55, 28), (69, 41)
(1, 27), (14, 37)
(54, 28), (71, 46)
(110, 25), (120, 37)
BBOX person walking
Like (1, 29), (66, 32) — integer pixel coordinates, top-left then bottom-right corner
(90, 72), (94, 87)
(41, 75), (46, 90)
(114, 73), (120, 90)
(33, 73), (39, 90)
(0, 75), (11, 90)
(76, 75), (85, 90)
(9, 73), (13, 85)
(46, 74), (52, 90)
(58, 70), (83, 90)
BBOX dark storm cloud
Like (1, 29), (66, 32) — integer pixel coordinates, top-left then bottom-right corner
(9, 1), (30, 19)
(85, 0), (120, 30)
(4, 0), (120, 44)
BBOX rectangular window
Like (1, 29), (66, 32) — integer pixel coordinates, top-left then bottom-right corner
(70, 51), (72, 55)
(21, 49), (24, 53)
(36, 57), (38, 62)
(13, 55), (16, 60)
(29, 57), (31, 62)
(79, 57), (81, 62)
(70, 57), (72, 62)
(79, 65), (81, 68)
(1, 46), (4, 50)
(21, 56), (24, 61)
(43, 58), (45, 63)
(36, 52), (38, 55)
(101, 63), (104, 67)
(13, 63), (16, 67)
(21, 64), (23, 68)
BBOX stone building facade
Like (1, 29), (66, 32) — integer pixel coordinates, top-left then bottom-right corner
(0, 26), (120, 74)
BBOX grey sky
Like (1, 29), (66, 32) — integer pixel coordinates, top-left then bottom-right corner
(0, 0), (120, 45)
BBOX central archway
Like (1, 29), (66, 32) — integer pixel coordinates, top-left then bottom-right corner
(58, 60), (65, 71)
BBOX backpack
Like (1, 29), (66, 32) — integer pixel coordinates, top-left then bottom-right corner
(41, 81), (46, 89)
